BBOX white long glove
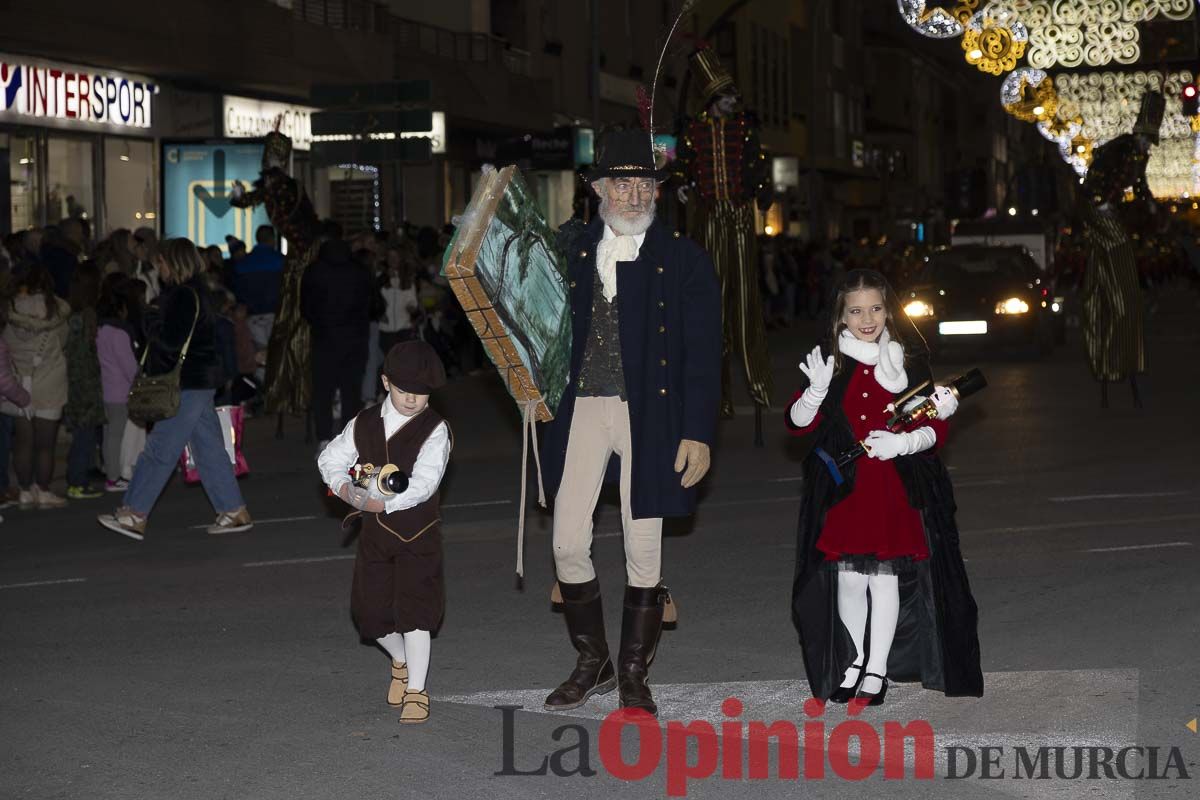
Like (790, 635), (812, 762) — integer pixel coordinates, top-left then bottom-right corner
(863, 427), (937, 461)
(791, 346), (835, 428)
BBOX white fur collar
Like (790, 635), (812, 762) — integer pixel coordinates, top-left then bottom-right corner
(838, 330), (908, 393)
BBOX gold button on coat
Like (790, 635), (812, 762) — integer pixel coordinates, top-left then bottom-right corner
(659, 388), (667, 396)
(569, 281), (576, 288)
(656, 266), (664, 274)
(657, 301), (664, 308)
(580, 250), (588, 258)
(658, 325), (666, 333)
(660, 358), (667, 366)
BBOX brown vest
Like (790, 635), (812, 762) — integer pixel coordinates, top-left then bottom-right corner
(352, 403), (449, 542)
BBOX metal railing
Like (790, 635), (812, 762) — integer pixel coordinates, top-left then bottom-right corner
(265, 0), (386, 33)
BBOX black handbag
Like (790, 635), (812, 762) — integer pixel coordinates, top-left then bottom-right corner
(127, 289), (200, 425)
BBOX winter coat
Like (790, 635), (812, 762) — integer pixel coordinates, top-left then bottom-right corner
(0, 338), (31, 408)
(64, 308), (106, 429)
(1, 293), (70, 416)
(539, 217), (722, 519)
(141, 279), (224, 391)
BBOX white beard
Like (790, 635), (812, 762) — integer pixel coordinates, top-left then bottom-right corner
(598, 194), (656, 236)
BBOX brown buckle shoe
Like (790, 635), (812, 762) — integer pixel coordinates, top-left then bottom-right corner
(400, 690), (429, 724)
(544, 578), (617, 711)
(388, 661), (409, 707)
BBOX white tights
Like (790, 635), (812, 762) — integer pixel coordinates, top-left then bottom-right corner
(836, 571), (899, 695)
(376, 629), (432, 692)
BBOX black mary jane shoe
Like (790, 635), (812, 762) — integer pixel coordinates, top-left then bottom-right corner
(853, 672), (888, 707)
(827, 664), (864, 704)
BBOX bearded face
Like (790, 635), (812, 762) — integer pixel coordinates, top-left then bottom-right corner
(594, 177), (658, 236)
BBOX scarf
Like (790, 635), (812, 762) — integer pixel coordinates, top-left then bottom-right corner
(595, 234), (639, 303)
(838, 329), (908, 393)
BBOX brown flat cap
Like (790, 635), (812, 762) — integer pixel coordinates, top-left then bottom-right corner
(383, 340), (446, 394)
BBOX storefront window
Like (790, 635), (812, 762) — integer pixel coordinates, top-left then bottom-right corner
(2, 132), (40, 235)
(46, 137), (95, 224)
(104, 138), (157, 234)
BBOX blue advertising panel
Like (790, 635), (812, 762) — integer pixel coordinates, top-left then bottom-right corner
(162, 143), (269, 252)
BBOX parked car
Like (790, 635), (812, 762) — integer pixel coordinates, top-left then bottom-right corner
(901, 245), (1058, 357)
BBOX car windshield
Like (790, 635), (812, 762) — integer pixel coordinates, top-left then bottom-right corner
(924, 250), (1031, 282)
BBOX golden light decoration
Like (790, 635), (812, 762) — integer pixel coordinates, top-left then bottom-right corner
(962, 8), (1028, 75)
(1069, 132), (1094, 166)
(951, 0), (979, 25)
(1000, 68), (1058, 122)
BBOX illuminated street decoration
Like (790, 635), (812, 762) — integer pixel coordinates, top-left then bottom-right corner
(962, 7), (1028, 75)
(1000, 67), (1056, 122)
(896, 0), (965, 38)
(1054, 71), (1192, 144)
(986, 0), (1195, 69)
(896, 1), (1200, 196)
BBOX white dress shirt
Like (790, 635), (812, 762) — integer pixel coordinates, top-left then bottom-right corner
(317, 401), (451, 513)
(595, 225), (647, 302)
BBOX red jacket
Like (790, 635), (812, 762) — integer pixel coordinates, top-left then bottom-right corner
(788, 366), (948, 561)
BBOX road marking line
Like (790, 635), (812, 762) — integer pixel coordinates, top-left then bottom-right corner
(444, 500), (512, 508)
(190, 515), (317, 530)
(1084, 542), (1193, 553)
(242, 554), (355, 568)
(0, 577), (88, 590)
(968, 512), (1200, 536)
(767, 476), (803, 483)
(1049, 490), (1192, 503)
(955, 478), (1012, 488)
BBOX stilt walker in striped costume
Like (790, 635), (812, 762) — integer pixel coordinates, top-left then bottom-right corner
(674, 47), (775, 435)
(1077, 90), (1161, 409)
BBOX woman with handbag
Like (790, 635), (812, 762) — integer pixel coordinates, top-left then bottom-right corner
(97, 239), (253, 542)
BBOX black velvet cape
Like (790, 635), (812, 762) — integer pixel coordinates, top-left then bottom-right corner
(789, 357), (984, 700)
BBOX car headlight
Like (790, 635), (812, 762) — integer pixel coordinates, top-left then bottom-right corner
(904, 299), (935, 318)
(994, 297), (1030, 315)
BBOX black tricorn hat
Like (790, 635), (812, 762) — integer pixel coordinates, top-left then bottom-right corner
(587, 128), (668, 181)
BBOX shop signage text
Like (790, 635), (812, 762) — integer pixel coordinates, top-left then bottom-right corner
(0, 55), (156, 129)
(223, 95), (315, 151)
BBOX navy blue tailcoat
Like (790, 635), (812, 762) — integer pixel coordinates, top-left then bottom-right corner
(538, 216), (721, 519)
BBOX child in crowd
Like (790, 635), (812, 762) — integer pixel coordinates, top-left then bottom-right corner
(96, 274), (141, 492)
(317, 341), (452, 724)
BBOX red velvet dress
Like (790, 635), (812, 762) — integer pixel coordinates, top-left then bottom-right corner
(789, 365), (947, 565)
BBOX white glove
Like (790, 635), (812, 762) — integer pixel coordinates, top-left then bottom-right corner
(792, 346), (835, 428)
(930, 385), (959, 420)
(339, 482), (385, 513)
(863, 427), (937, 461)
(798, 346), (834, 394)
(230, 180), (246, 201)
(676, 185), (689, 205)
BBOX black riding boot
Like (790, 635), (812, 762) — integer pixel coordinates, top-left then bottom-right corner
(617, 584), (666, 717)
(544, 578), (616, 711)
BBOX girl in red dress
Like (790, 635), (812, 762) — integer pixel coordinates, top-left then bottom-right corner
(788, 269), (978, 707)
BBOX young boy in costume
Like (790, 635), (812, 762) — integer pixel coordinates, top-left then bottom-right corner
(318, 340), (452, 724)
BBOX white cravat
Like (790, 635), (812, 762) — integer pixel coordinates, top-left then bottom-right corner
(595, 226), (646, 302)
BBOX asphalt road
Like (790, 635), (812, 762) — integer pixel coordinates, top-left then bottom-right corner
(2, 282), (1198, 799)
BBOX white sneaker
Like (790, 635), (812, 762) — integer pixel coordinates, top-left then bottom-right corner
(33, 486), (67, 509)
(18, 490), (35, 510)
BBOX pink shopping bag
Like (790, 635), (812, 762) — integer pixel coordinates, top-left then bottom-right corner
(179, 404), (249, 484)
